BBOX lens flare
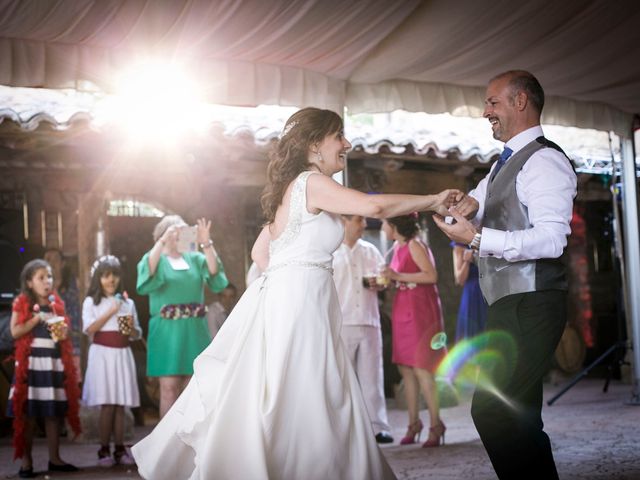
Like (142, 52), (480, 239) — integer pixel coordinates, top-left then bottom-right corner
(430, 332), (447, 350)
(100, 59), (208, 146)
(436, 331), (518, 404)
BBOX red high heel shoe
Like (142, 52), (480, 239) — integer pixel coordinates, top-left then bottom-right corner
(422, 421), (446, 448)
(400, 419), (423, 445)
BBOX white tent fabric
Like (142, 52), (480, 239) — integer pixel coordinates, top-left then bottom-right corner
(347, 81), (633, 139)
(0, 0), (419, 114)
(0, 0), (638, 135)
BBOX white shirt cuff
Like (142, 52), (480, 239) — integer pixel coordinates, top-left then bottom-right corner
(468, 191), (484, 224)
(479, 227), (506, 259)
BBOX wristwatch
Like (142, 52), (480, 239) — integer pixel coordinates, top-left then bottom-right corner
(469, 232), (482, 251)
(199, 239), (214, 250)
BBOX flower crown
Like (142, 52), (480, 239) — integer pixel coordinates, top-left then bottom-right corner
(91, 255), (121, 277)
(280, 120), (298, 139)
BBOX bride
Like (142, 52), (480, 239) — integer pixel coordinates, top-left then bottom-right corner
(132, 107), (460, 479)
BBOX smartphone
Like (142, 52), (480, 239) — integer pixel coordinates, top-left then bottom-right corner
(176, 225), (198, 253)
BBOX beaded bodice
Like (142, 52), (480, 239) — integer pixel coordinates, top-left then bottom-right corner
(268, 171), (344, 270)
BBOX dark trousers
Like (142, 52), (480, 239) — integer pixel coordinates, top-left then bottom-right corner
(471, 290), (566, 480)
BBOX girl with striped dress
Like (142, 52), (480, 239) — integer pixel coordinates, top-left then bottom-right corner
(8, 259), (81, 478)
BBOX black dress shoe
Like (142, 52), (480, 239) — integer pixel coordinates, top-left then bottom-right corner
(375, 432), (394, 444)
(48, 462), (79, 472)
(18, 467), (36, 478)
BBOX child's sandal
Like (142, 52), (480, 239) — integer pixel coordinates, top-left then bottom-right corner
(98, 445), (114, 467)
(114, 445), (136, 466)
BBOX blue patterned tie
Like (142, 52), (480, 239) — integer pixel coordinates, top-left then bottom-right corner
(491, 146), (513, 180)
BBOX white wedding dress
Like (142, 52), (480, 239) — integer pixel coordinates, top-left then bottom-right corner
(132, 171), (396, 480)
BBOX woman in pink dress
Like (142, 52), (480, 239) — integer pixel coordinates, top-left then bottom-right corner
(381, 214), (447, 448)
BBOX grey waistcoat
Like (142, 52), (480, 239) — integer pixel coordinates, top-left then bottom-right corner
(478, 138), (568, 306)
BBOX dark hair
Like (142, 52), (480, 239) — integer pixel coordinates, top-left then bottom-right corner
(224, 283), (237, 293)
(20, 259), (51, 305)
(387, 214), (420, 240)
(261, 107), (344, 224)
(59, 259), (77, 293)
(87, 256), (123, 305)
(43, 248), (76, 292)
(493, 70), (545, 114)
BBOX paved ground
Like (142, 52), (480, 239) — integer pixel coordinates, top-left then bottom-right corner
(2, 379), (639, 479)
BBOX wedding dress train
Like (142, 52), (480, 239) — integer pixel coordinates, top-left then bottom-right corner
(132, 171), (396, 479)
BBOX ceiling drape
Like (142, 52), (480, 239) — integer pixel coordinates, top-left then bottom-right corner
(0, 0), (638, 136)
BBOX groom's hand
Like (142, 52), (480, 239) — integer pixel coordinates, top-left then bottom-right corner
(433, 207), (477, 245)
(451, 193), (479, 219)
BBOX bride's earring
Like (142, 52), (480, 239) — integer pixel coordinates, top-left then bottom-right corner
(316, 151), (324, 163)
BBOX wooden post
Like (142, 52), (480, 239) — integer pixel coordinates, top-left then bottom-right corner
(77, 191), (108, 375)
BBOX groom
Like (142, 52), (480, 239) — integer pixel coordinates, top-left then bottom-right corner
(434, 70), (576, 479)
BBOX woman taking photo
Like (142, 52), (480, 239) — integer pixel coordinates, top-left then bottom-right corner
(136, 215), (228, 418)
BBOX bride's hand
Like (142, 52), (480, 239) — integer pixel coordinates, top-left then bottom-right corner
(432, 189), (463, 217)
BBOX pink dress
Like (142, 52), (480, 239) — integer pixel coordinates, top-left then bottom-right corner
(390, 240), (447, 372)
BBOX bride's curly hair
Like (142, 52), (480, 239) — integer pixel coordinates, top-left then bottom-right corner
(261, 107), (343, 224)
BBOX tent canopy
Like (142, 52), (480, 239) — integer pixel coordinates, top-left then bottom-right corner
(1, 0), (638, 136)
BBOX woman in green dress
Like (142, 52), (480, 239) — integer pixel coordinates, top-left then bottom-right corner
(137, 215), (228, 418)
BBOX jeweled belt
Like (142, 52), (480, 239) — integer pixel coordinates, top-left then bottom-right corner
(264, 260), (333, 276)
(159, 303), (208, 319)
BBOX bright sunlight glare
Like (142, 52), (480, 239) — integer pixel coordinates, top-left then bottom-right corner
(100, 61), (209, 145)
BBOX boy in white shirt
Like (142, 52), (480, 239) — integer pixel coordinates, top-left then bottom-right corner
(206, 283), (238, 339)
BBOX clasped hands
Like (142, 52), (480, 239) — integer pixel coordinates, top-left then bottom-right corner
(433, 189), (479, 245)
